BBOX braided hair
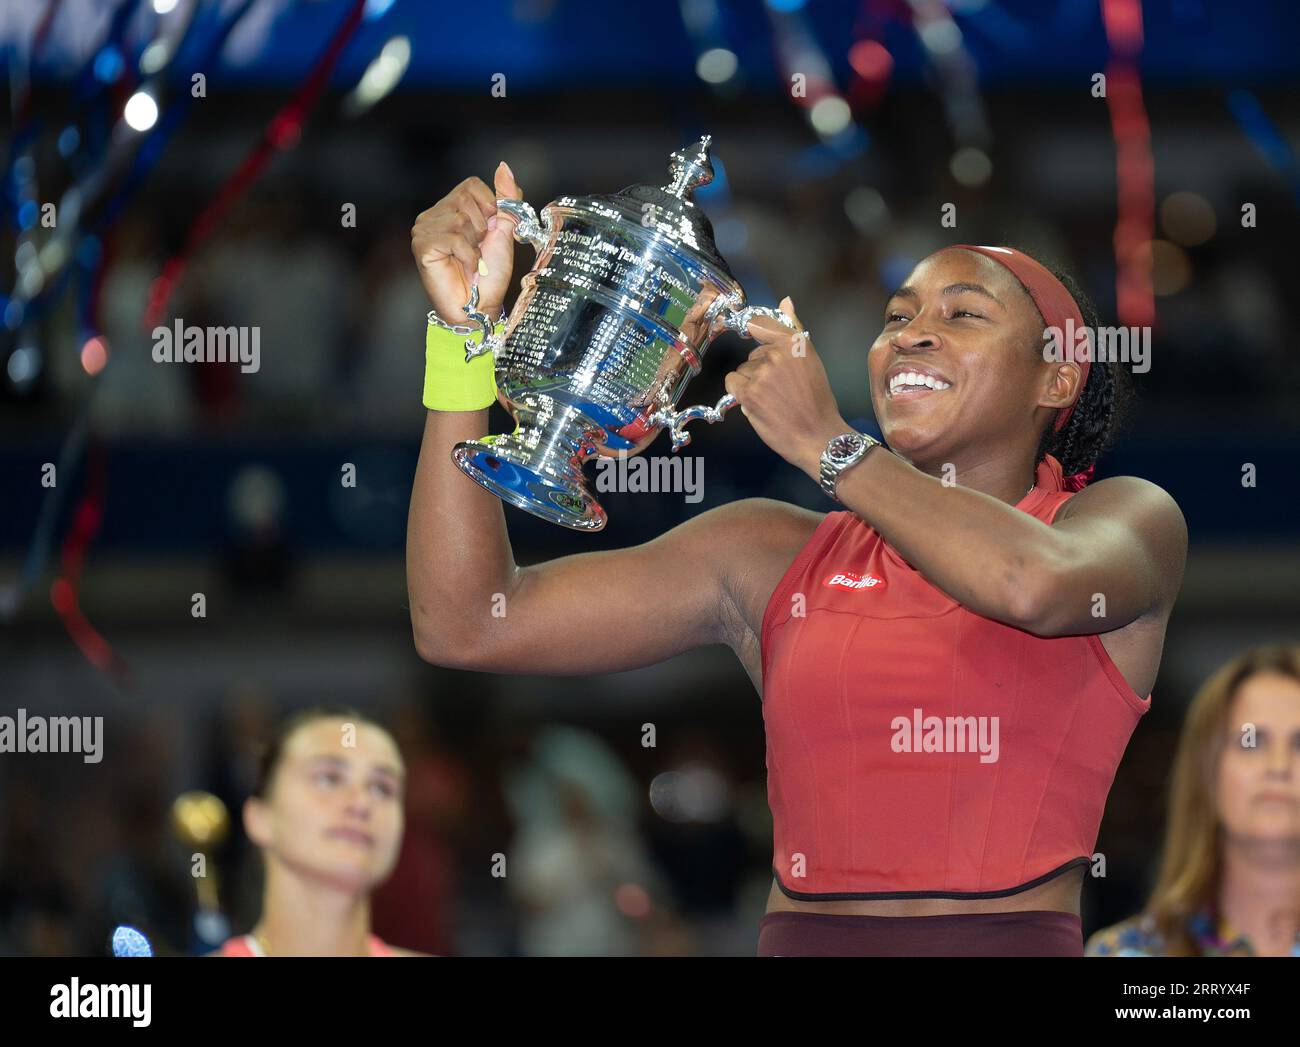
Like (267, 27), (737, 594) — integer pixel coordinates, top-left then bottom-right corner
(1029, 265), (1134, 483)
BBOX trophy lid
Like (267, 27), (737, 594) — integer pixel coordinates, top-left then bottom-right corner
(578, 136), (735, 279)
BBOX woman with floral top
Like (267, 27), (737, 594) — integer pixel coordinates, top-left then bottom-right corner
(1087, 643), (1300, 957)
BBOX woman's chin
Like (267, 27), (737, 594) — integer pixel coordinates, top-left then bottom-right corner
(1227, 817), (1300, 846)
(1250, 815), (1300, 839)
(878, 423), (944, 461)
(304, 853), (386, 892)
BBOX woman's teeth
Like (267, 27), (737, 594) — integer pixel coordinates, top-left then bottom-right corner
(889, 371), (952, 396)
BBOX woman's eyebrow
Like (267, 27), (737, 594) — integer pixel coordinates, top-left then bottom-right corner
(942, 282), (1002, 305)
(307, 754), (347, 767)
(304, 754), (405, 781)
(886, 283), (1002, 305)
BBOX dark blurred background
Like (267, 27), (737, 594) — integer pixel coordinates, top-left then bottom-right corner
(1, 0), (1298, 956)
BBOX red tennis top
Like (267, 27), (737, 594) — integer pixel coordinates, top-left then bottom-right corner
(760, 453), (1151, 899)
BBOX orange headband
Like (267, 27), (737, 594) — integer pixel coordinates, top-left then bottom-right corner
(945, 245), (1089, 433)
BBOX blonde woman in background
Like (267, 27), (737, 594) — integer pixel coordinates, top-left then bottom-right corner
(1087, 643), (1300, 956)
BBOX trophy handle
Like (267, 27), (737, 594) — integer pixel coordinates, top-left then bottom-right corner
(460, 283), (507, 362)
(496, 197), (549, 252)
(650, 298), (799, 451)
(461, 199), (550, 360)
(650, 393), (739, 452)
(714, 297), (799, 338)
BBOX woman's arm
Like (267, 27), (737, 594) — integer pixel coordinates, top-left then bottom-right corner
(716, 300), (1187, 639)
(828, 451), (1187, 637)
(406, 169), (796, 678)
(407, 421), (769, 674)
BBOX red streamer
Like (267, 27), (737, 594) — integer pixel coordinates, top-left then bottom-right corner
(51, 440), (131, 685)
(144, 0), (368, 328)
(1100, 0), (1156, 331)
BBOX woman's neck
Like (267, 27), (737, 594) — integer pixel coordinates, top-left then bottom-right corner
(1218, 840), (1300, 956)
(910, 446), (1039, 507)
(253, 859), (373, 956)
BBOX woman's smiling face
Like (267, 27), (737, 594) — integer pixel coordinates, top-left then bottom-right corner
(868, 249), (1066, 467)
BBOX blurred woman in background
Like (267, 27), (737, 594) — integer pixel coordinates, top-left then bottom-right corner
(215, 706), (422, 957)
(1087, 643), (1300, 956)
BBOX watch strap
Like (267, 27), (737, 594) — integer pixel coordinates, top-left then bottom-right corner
(819, 432), (880, 501)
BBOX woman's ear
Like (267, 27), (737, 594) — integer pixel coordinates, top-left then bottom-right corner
(1039, 360), (1083, 413)
(243, 795), (272, 849)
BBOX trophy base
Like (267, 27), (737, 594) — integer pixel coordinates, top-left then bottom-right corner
(451, 404), (608, 531)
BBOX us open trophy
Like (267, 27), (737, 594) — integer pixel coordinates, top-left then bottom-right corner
(450, 135), (795, 531)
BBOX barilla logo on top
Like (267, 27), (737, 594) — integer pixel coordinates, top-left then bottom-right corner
(823, 570), (885, 591)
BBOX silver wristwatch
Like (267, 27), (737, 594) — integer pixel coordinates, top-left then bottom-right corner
(818, 430), (880, 501)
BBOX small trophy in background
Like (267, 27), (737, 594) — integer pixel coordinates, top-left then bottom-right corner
(172, 790), (231, 952)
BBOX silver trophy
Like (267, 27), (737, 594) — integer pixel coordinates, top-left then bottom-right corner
(451, 135), (794, 531)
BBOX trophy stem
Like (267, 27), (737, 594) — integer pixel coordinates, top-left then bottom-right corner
(451, 398), (608, 531)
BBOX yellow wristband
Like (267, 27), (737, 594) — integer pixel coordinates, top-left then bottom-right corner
(422, 320), (504, 411)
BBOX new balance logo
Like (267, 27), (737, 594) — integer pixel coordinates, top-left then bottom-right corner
(824, 571), (885, 590)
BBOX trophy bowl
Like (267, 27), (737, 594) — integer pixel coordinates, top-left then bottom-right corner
(450, 135), (794, 531)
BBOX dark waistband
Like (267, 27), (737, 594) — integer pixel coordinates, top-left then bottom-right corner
(757, 909), (1083, 958)
(771, 857), (1090, 902)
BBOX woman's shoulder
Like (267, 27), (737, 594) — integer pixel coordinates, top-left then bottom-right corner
(676, 499), (836, 651)
(205, 939), (251, 957)
(1085, 913), (1165, 956)
(1055, 473), (1185, 527)
(385, 944), (434, 957)
(680, 498), (832, 587)
(704, 497), (829, 544)
(711, 496), (833, 572)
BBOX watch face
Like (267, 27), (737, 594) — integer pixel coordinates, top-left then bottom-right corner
(828, 433), (865, 463)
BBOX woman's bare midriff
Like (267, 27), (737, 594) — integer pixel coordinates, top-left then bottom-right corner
(764, 864), (1084, 917)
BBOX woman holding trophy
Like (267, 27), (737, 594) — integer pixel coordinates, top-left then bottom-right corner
(406, 141), (1187, 956)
